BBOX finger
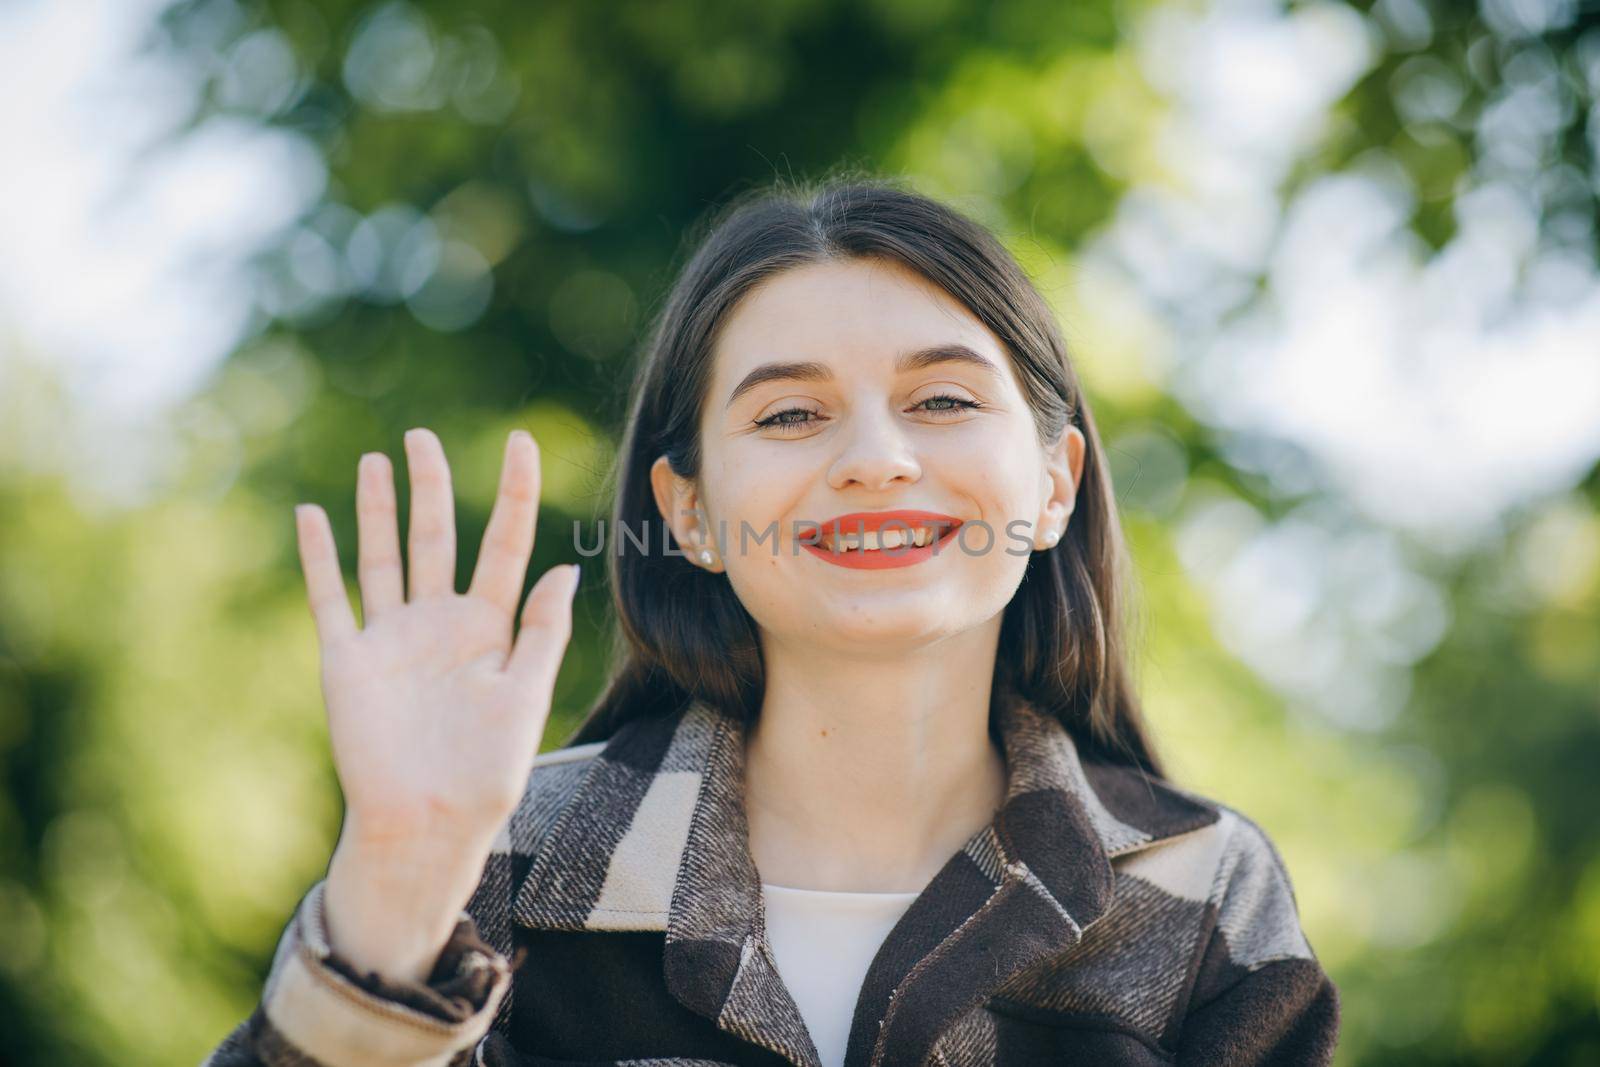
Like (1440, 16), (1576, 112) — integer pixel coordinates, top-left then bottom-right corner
(504, 564), (580, 690)
(467, 431), (541, 617)
(404, 427), (458, 600)
(294, 504), (357, 646)
(355, 452), (405, 623)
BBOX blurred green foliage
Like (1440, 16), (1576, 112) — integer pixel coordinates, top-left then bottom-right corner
(1, 0), (1597, 1064)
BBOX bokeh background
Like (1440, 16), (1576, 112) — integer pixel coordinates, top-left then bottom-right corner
(2, 0), (1598, 1063)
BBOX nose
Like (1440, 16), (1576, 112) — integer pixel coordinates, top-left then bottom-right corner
(826, 406), (922, 492)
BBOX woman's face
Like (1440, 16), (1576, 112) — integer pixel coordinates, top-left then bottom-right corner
(653, 256), (1083, 653)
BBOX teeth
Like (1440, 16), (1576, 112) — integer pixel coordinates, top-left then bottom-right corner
(823, 526), (945, 551)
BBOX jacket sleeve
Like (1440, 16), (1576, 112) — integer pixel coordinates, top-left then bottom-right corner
(198, 876), (514, 1067)
(197, 742), (601, 1067)
(1174, 811), (1341, 1066)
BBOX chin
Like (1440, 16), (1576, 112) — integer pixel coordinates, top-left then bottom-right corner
(805, 607), (961, 650)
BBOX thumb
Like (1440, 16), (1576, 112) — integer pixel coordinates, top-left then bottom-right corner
(505, 563), (580, 689)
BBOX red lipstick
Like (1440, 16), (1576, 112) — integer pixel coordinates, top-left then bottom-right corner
(799, 510), (964, 571)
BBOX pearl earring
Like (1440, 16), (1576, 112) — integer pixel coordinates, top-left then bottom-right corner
(1043, 529), (1059, 546)
(698, 548), (714, 564)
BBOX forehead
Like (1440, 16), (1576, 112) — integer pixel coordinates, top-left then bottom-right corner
(710, 257), (1012, 386)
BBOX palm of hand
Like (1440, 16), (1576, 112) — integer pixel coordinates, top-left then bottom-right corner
(321, 597), (537, 840)
(294, 427), (580, 849)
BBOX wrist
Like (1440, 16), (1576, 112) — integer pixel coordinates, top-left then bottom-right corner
(323, 826), (493, 983)
(341, 799), (505, 855)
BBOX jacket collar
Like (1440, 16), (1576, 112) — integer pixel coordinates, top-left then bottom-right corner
(511, 692), (1218, 1067)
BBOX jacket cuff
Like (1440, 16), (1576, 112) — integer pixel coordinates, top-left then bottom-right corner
(259, 879), (512, 1067)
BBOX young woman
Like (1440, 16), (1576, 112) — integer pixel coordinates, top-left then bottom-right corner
(204, 179), (1339, 1067)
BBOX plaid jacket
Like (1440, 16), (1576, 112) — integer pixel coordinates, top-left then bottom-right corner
(202, 693), (1340, 1066)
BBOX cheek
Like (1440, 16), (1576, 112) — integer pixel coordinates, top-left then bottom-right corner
(705, 463), (811, 564)
(930, 445), (1038, 526)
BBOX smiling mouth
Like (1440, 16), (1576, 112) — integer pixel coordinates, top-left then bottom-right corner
(811, 521), (963, 553)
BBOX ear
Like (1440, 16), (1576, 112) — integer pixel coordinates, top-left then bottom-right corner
(650, 455), (722, 571)
(1034, 425), (1085, 550)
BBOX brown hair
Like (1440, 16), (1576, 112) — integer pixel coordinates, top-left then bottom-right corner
(563, 172), (1166, 777)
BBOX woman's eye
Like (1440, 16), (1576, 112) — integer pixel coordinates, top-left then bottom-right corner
(753, 393), (981, 433)
(753, 407), (817, 431)
(918, 393), (980, 414)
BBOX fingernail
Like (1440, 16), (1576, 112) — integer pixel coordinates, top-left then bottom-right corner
(571, 563), (582, 591)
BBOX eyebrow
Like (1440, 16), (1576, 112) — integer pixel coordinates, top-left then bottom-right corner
(724, 343), (1003, 410)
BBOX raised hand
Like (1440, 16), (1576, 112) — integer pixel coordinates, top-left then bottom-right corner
(292, 427), (580, 982)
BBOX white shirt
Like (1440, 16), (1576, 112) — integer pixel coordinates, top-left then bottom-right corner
(760, 882), (923, 1067)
